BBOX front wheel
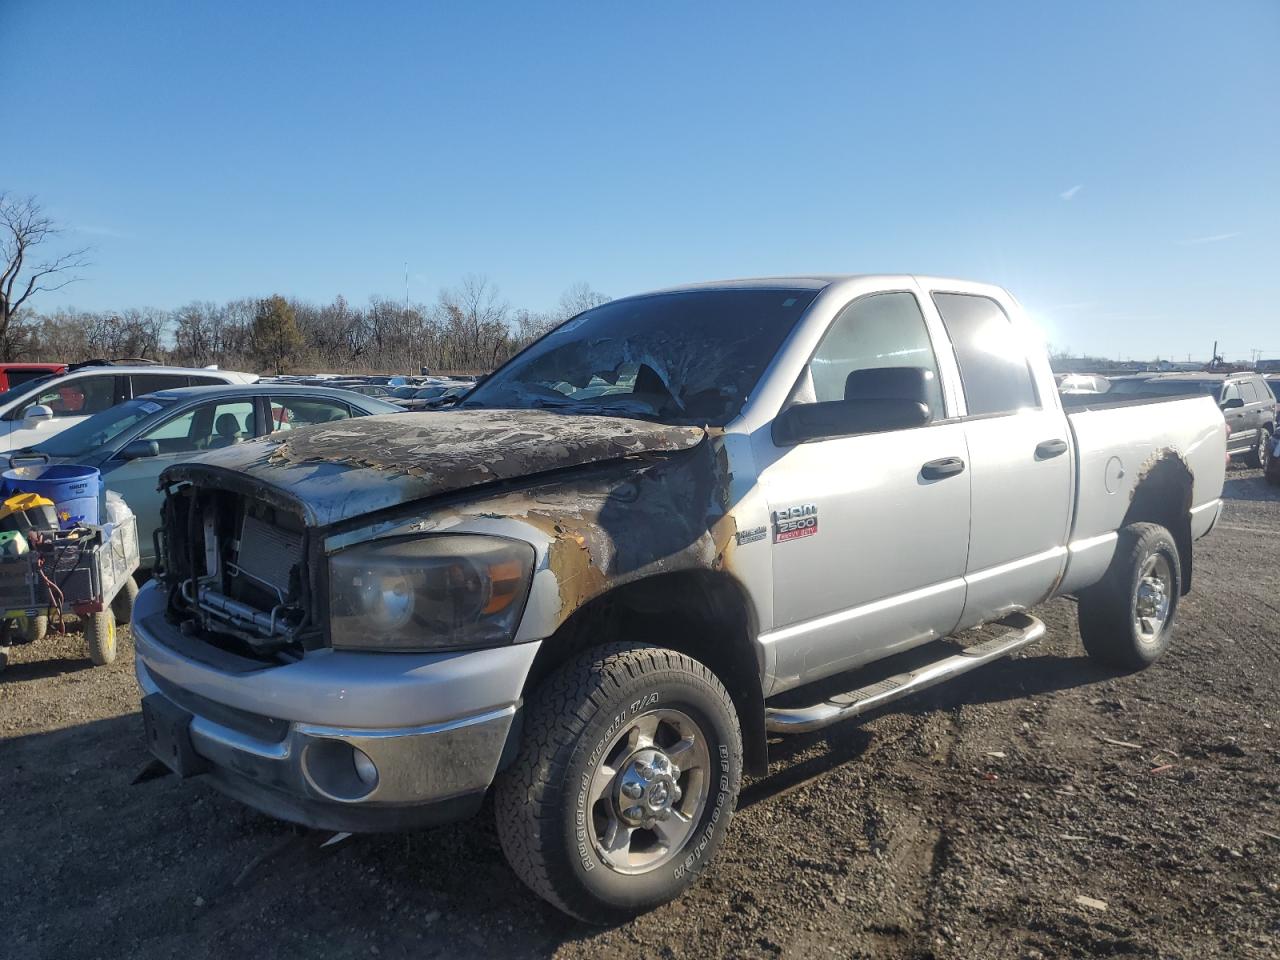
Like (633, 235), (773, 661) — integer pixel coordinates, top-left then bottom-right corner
(495, 644), (742, 924)
(1077, 522), (1180, 670)
(1246, 426), (1272, 469)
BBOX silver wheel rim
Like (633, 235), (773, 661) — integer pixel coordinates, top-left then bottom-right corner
(586, 708), (711, 875)
(1134, 552), (1172, 643)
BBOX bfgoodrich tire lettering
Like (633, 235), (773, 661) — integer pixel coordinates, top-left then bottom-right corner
(495, 643), (742, 924)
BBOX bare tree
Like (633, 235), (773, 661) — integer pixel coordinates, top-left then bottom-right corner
(0, 194), (90, 359)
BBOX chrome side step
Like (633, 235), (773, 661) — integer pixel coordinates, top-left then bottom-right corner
(764, 612), (1046, 734)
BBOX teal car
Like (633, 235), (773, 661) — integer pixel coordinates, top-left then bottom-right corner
(14, 384), (401, 567)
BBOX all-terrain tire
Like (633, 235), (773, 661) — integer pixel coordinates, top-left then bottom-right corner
(22, 614), (48, 644)
(112, 576), (140, 626)
(1245, 426), (1271, 468)
(85, 610), (118, 665)
(1077, 522), (1180, 670)
(495, 643), (743, 924)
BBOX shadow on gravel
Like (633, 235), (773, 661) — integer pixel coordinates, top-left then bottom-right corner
(0, 653), (96, 683)
(909, 653), (1117, 710)
(1223, 475), (1280, 503)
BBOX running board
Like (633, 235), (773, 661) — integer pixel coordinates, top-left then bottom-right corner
(764, 612), (1046, 734)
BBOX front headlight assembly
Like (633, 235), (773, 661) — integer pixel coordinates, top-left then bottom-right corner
(328, 535), (536, 651)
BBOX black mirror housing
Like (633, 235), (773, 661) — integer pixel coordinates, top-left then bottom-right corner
(1221, 397), (1245, 409)
(120, 439), (160, 461)
(774, 398), (930, 445)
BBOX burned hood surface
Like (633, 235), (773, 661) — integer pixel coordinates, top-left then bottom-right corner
(162, 409), (706, 527)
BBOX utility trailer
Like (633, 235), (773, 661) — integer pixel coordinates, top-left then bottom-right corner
(0, 513), (140, 671)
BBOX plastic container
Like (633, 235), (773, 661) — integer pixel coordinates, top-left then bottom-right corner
(2, 464), (102, 530)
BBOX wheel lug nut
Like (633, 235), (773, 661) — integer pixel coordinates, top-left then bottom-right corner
(625, 805), (644, 820)
(622, 782), (643, 800)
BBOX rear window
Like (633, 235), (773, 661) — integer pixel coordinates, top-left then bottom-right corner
(1108, 378), (1218, 397)
(932, 293), (1039, 416)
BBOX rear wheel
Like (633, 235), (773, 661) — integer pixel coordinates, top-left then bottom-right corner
(1245, 426), (1271, 468)
(85, 611), (118, 665)
(495, 643), (742, 924)
(22, 614), (48, 644)
(1078, 522), (1180, 670)
(112, 577), (139, 626)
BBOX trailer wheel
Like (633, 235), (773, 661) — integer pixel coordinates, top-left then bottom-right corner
(22, 615), (48, 644)
(112, 577), (139, 626)
(85, 610), (118, 665)
(1077, 522), (1180, 670)
(495, 643), (742, 924)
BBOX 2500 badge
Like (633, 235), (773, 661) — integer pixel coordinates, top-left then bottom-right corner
(772, 503), (818, 542)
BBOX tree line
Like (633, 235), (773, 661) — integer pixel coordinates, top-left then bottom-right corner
(9, 276), (608, 375)
(3, 191), (607, 374)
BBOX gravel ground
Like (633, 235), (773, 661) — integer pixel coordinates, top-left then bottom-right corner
(3, 465), (1277, 960)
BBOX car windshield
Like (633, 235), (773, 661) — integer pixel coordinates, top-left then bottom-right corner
(34, 397), (174, 457)
(391, 386), (419, 399)
(463, 288), (819, 424)
(1108, 378), (1219, 396)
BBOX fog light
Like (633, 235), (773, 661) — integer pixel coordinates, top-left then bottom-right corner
(352, 747), (378, 787)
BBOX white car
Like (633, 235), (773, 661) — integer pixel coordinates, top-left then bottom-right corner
(0, 363), (258, 452)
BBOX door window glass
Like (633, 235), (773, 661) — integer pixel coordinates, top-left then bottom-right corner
(268, 397), (351, 432)
(1237, 381), (1258, 402)
(932, 293), (1039, 416)
(131, 374), (189, 395)
(140, 400), (256, 454)
(29, 375), (118, 418)
(802, 293), (945, 417)
(1221, 382), (1241, 404)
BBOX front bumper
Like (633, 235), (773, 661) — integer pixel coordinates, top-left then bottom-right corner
(132, 582), (537, 832)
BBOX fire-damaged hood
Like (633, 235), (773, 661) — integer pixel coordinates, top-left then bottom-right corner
(161, 409), (707, 527)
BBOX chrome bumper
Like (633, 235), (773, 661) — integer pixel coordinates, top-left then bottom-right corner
(130, 582), (531, 832)
(137, 658), (515, 831)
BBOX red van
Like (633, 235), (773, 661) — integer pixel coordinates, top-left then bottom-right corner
(0, 363), (67, 392)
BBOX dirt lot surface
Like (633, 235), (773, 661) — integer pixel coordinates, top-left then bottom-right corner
(3, 465), (1278, 960)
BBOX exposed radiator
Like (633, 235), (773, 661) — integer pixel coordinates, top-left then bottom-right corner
(234, 513), (303, 596)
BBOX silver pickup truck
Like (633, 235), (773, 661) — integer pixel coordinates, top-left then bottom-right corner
(133, 276), (1226, 923)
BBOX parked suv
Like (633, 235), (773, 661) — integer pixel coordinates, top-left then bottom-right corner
(1108, 372), (1274, 467)
(0, 362), (258, 452)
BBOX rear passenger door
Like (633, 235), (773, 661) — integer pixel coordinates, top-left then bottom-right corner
(930, 291), (1073, 629)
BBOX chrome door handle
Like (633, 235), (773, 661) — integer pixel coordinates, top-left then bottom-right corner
(1035, 438), (1068, 459)
(921, 457), (966, 480)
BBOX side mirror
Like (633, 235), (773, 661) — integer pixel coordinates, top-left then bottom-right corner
(774, 398), (930, 445)
(22, 404), (54, 424)
(1221, 397), (1245, 409)
(119, 439), (160, 461)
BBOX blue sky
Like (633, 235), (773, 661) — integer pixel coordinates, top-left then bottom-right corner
(5, 0), (1277, 360)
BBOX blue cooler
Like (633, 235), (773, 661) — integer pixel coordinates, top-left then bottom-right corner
(2, 464), (102, 530)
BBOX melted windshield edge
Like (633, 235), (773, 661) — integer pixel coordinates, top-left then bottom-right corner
(462, 288), (820, 425)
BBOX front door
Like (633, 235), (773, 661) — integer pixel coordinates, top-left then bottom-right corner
(757, 291), (971, 690)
